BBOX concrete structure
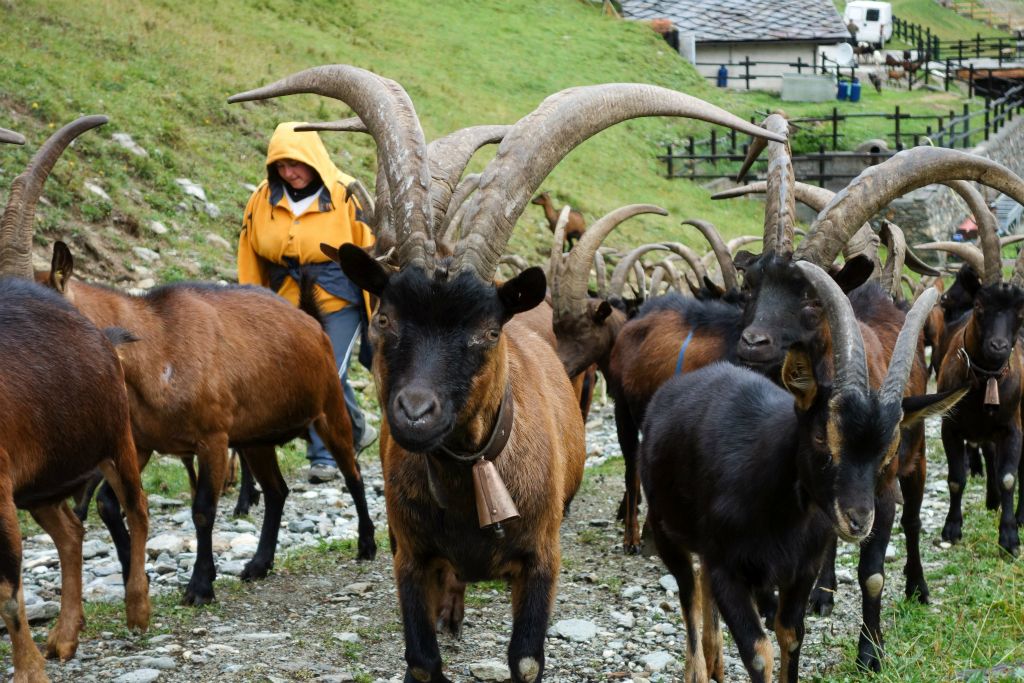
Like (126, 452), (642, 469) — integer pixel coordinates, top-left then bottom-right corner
(620, 0), (851, 90)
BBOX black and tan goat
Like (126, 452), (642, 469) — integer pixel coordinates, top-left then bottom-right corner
(230, 64), (784, 682)
(532, 191), (586, 248)
(0, 122), (150, 681)
(640, 264), (958, 683)
(923, 190), (1024, 556)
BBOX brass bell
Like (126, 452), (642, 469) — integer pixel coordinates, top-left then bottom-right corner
(985, 377), (1000, 407)
(472, 458), (519, 534)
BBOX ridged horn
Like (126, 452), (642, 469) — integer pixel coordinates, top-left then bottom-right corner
(881, 287), (941, 406)
(345, 179), (376, 229)
(915, 241), (985, 275)
(0, 114), (108, 279)
(609, 243), (670, 299)
(553, 204), (667, 319)
(662, 242), (708, 282)
(728, 235), (762, 253)
(762, 114), (796, 255)
(0, 127), (25, 145)
(798, 147), (1024, 269)
(438, 173), (480, 244)
(293, 117), (368, 133)
(1001, 234), (1024, 248)
(682, 218), (737, 290)
(229, 65), (435, 271)
(498, 254), (530, 277)
(427, 126), (508, 237)
(794, 261), (869, 394)
(454, 83), (785, 282)
(943, 180), (1001, 285)
(547, 206), (572, 279)
(879, 221), (907, 299)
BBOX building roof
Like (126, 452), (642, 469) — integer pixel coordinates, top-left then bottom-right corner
(620, 0), (851, 44)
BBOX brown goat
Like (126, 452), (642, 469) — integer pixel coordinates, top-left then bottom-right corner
(41, 242), (376, 606)
(0, 120), (150, 681)
(229, 64), (784, 682)
(532, 191), (586, 248)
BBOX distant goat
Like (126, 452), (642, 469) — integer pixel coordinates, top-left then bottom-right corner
(532, 191), (586, 248)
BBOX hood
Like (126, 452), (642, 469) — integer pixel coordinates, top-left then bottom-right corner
(265, 122), (344, 188)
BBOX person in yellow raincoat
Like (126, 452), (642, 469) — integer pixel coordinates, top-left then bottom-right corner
(238, 122), (377, 483)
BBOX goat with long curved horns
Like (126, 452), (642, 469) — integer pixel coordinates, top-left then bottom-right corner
(230, 64), (784, 683)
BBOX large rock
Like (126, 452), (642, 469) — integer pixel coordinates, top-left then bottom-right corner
(550, 618), (598, 642)
(470, 659), (511, 682)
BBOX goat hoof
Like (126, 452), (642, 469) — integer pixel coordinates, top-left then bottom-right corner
(182, 587), (216, 607)
(241, 560), (272, 582)
(808, 591), (833, 617)
(941, 521), (962, 544)
(45, 636), (79, 662)
(357, 538), (378, 561)
(856, 647), (883, 673)
(231, 503), (251, 518)
(998, 533), (1020, 558)
(904, 580), (929, 605)
(623, 542), (641, 556)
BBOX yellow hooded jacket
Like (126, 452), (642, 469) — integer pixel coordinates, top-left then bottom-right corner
(237, 122), (374, 315)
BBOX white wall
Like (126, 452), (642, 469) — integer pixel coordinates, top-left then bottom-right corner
(696, 42), (822, 91)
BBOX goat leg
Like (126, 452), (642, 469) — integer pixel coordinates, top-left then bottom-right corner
(775, 571), (816, 683)
(312, 408), (377, 561)
(396, 556), (451, 683)
(855, 490), (897, 672)
(232, 455), (261, 518)
(508, 561), (557, 683)
(995, 425), (1022, 556)
(182, 434), (228, 606)
(71, 470), (104, 523)
(433, 567), (465, 638)
(0, 478), (48, 683)
(899, 459), (929, 604)
(941, 420), (968, 544)
(30, 502), (85, 661)
(648, 523), (708, 683)
(238, 446), (288, 582)
(968, 443), (984, 477)
(97, 451), (151, 630)
(613, 400), (642, 554)
(807, 537), (837, 617)
(699, 566), (724, 683)
(985, 443), (1000, 511)
(709, 569), (774, 683)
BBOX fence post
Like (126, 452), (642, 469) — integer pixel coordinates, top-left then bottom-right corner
(926, 27), (932, 57)
(666, 144), (673, 178)
(743, 56), (752, 90)
(796, 56), (804, 74)
(949, 109), (957, 148)
(818, 145), (827, 188)
(969, 64), (975, 99)
(710, 130), (717, 161)
(958, 102), (966, 147)
(999, 38), (1005, 66)
(945, 58), (951, 91)
(985, 97), (991, 141)
(894, 105), (902, 150)
(975, 33), (982, 58)
(729, 127), (737, 153)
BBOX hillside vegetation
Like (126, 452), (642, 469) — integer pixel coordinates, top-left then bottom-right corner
(0, 0), (781, 282)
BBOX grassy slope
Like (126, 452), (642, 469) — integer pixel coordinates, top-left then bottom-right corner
(887, 0), (1014, 39)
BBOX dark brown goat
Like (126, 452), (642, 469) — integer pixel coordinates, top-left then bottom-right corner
(0, 121), (149, 681)
(532, 191), (586, 248)
(230, 64), (784, 682)
(640, 267), (958, 683)
(41, 243), (376, 606)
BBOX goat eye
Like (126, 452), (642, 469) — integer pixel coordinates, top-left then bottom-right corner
(376, 313), (390, 328)
(486, 328), (500, 342)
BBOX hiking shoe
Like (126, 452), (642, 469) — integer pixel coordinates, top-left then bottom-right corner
(308, 463), (339, 484)
(357, 423), (379, 452)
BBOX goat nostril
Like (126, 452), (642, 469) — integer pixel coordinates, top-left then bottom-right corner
(396, 390), (439, 423)
(741, 330), (770, 347)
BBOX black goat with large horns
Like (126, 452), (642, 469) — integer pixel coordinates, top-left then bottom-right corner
(230, 64), (784, 683)
(640, 265), (959, 683)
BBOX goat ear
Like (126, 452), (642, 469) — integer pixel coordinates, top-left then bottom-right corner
(733, 250), (759, 272)
(781, 345), (818, 411)
(326, 243), (389, 296)
(591, 300), (613, 324)
(900, 387), (968, 427)
(497, 266), (547, 319)
(960, 266), (981, 298)
(49, 240), (74, 295)
(702, 275), (725, 300)
(832, 254), (873, 293)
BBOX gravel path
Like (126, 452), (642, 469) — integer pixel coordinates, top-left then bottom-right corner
(7, 406), (991, 682)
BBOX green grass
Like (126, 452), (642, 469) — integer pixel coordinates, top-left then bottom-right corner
(887, 0), (1015, 41)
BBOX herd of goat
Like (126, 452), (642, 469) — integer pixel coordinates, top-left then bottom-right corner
(1, 64), (1023, 683)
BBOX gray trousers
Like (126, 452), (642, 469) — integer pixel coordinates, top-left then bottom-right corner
(307, 305), (367, 465)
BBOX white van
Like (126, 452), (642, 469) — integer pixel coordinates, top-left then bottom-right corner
(843, 1), (893, 48)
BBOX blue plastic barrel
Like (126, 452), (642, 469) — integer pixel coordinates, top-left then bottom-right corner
(849, 78), (862, 102)
(716, 65), (728, 88)
(837, 80), (849, 100)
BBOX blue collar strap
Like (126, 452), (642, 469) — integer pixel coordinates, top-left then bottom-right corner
(675, 329), (695, 375)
